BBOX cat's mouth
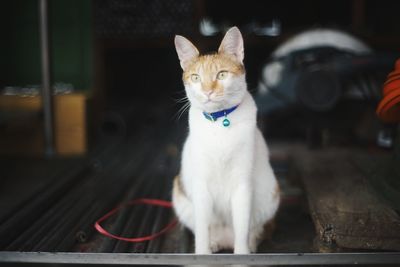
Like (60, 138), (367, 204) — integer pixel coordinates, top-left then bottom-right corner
(203, 95), (223, 104)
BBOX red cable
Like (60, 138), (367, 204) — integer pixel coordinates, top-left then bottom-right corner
(94, 198), (177, 242)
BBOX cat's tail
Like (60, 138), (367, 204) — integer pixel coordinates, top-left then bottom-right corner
(172, 175), (194, 232)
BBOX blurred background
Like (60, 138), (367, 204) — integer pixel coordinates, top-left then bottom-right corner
(1, 0), (399, 154)
(0, 0), (400, 262)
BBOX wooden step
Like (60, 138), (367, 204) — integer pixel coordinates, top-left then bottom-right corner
(294, 147), (400, 251)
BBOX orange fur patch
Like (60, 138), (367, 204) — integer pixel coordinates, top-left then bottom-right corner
(183, 53), (245, 95)
(273, 183), (280, 200)
(262, 219), (276, 240)
(173, 175), (186, 198)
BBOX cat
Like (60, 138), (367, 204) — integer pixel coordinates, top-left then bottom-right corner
(172, 27), (280, 254)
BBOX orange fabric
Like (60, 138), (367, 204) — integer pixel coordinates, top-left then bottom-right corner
(377, 59), (400, 123)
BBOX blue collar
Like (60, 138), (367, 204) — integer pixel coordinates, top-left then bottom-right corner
(203, 105), (239, 126)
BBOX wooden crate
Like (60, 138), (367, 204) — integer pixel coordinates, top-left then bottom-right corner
(0, 93), (87, 156)
(54, 94), (87, 155)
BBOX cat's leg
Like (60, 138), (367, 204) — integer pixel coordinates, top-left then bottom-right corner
(248, 224), (266, 253)
(230, 135), (256, 254)
(193, 178), (213, 254)
(172, 175), (194, 232)
(249, 229), (259, 253)
(180, 139), (213, 254)
(231, 182), (251, 254)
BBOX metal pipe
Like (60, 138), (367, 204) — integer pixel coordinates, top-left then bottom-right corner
(86, 134), (161, 253)
(112, 181), (149, 253)
(55, 202), (100, 251)
(5, 164), (93, 251)
(1, 252), (400, 265)
(31, 188), (93, 251)
(130, 185), (161, 253)
(146, 182), (170, 253)
(97, 157), (152, 253)
(39, 0), (55, 156)
(0, 164), (89, 249)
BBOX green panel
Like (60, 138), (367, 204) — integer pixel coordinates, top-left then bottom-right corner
(0, 0), (92, 91)
(50, 0), (92, 91)
(0, 0), (41, 87)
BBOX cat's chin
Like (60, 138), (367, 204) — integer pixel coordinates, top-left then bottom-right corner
(200, 101), (241, 113)
(199, 101), (225, 113)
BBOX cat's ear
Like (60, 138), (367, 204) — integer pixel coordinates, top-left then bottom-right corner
(174, 35), (199, 70)
(218, 27), (244, 63)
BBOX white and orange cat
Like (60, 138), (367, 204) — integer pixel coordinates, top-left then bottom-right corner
(172, 27), (280, 254)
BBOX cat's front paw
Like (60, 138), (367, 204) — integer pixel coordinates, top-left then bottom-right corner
(249, 236), (258, 253)
(249, 243), (257, 253)
(234, 246), (250, 254)
(195, 246), (212, 254)
(210, 240), (220, 253)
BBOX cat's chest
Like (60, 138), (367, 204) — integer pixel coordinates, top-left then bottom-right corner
(190, 111), (250, 148)
(192, 122), (247, 160)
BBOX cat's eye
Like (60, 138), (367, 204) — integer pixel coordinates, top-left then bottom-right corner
(217, 71), (228, 80)
(191, 74), (201, 83)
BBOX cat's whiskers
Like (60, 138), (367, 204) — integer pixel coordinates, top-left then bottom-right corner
(175, 97), (189, 104)
(173, 100), (191, 121)
(172, 91), (189, 104)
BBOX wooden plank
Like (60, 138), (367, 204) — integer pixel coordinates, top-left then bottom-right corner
(0, 95), (41, 111)
(294, 148), (400, 251)
(354, 154), (400, 213)
(54, 93), (87, 155)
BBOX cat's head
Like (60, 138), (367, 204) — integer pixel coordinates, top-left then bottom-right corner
(174, 27), (246, 113)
